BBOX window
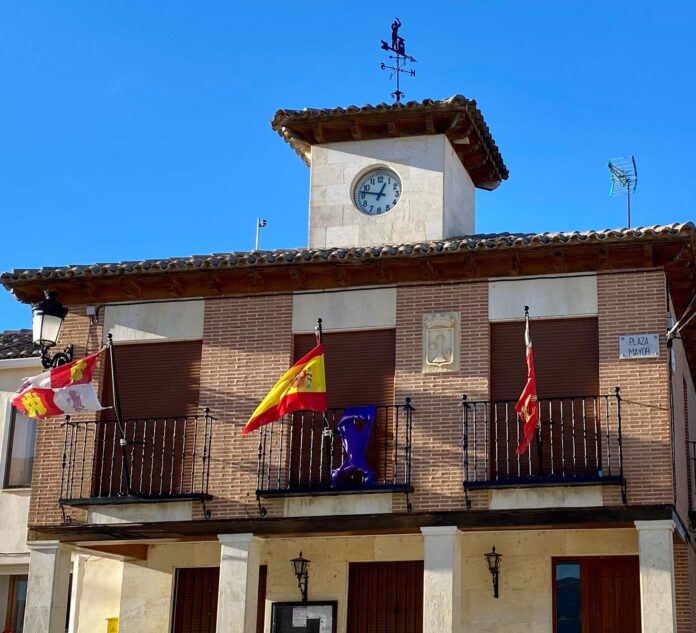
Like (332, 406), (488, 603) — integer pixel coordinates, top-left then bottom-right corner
(553, 557), (640, 633)
(4, 409), (36, 487)
(4, 574), (28, 633)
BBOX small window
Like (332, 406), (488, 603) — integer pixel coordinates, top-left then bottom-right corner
(4, 574), (28, 633)
(554, 562), (581, 633)
(5, 409), (37, 488)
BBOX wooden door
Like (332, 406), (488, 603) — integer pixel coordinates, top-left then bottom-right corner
(347, 561), (423, 633)
(172, 567), (219, 633)
(554, 556), (640, 633)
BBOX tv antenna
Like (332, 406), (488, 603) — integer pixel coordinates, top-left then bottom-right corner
(608, 156), (638, 228)
(379, 17), (417, 103)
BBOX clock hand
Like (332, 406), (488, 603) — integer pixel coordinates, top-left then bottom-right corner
(360, 190), (382, 197)
(376, 183), (387, 199)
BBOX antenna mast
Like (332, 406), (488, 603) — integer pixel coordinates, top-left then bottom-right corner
(379, 18), (417, 103)
(608, 156), (638, 228)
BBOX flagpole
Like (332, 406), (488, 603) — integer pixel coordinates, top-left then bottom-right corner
(524, 305), (544, 475)
(315, 318), (323, 344)
(107, 333), (133, 496)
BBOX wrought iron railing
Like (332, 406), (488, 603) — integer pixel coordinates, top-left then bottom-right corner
(60, 410), (213, 504)
(255, 400), (414, 499)
(462, 390), (624, 503)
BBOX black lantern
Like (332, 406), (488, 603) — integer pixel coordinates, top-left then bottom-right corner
(290, 552), (310, 602)
(484, 546), (502, 598)
(32, 290), (72, 368)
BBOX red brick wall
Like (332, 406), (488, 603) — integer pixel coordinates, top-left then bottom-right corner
(26, 269), (684, 526)
(198, 295), (293, 519)
(597, 271), (673, 505)
(28, 305), (103, 526)
(395, 282), (489, 512)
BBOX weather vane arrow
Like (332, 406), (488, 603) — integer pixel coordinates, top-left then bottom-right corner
(379, 17), (417, 103)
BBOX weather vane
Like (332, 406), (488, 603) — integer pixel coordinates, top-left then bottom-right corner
(380, 17), (417, 103)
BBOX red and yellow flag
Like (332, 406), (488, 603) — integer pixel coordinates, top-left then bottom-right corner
(515, 314), (539, 455)
(12, 349), (105, 420)
(242, 344), (327, 434)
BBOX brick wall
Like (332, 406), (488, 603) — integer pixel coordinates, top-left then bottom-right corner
(395, 282), (489, 512)
(597, 271), (673, 505)
(198, 294), (293, 519)
(28, 305), (103, 526)
(26, 269), (685, 526)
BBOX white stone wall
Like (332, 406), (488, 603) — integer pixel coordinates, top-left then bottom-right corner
(308, 135), (475, 248)
(71, 556), (123, 633)
(103, 300), (205, 343)
(292, 288), (396, 333)
(489, 273), (598, 321)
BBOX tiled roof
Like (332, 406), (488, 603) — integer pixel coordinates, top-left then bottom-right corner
(1, 224), (692, 285)
(0, 329), (39, 360)
(271, 95), (509, 190)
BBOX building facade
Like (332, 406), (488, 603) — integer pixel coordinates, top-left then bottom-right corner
(0, 330), (41, 633)
(2, 97), (695, 633)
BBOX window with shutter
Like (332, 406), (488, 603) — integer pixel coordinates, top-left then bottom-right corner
(95, 341), (203, 497)
(490, 318), (600, 479)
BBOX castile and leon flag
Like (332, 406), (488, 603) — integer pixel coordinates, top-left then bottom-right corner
(12, 350), (106, 419)
(242, 343), (328, 435)
(515, 309), (540, 455)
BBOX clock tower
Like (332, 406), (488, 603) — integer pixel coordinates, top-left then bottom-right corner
(272, 95), (508, 249)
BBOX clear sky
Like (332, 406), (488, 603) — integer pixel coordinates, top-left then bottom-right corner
(1, 1), (694, 330)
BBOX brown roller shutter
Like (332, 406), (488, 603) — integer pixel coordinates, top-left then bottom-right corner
(294, 330), (395, 407)
(291, 330), (396, 487)
(347, 561), (423, 633)
(96, 341), (203, 496)
(490, 318), (600, 479)
(491, 317), (599, 400)
(102, 340), (202, 418)
(172, 567), (219, 633)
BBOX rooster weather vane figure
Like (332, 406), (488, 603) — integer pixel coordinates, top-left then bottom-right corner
(380, 17), (417, 103)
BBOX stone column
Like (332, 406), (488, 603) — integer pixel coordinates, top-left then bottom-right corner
(421, 526), (462, 633)
(634, 520), (677, 633)
(217, 533), (262, 633)
(66, 553), (87, 633)
(24, 540), (72, 633)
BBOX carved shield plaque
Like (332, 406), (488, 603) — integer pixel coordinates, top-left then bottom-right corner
(422, 312), (459, 373)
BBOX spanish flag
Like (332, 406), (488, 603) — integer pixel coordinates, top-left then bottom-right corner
(242, 344), (327, 434)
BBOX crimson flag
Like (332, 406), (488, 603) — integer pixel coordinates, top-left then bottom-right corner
(515, 313), (539, 455)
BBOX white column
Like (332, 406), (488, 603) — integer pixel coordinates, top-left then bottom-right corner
(421, 526), (462, 633)
(634, 520), (677, 633)
(24, 540), (72, 633)
(66, 553), (86, 633)
(217, 533), (262, 633)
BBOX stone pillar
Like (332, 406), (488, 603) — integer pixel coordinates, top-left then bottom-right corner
(66, 553), (87, 633)
(421, 526), (462, 633)
(635, 520), (677, 633)
(24, 540), (72, 633)
(217, 533), (262, 633)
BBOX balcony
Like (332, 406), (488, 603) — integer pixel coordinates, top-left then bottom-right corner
(60, 411), (213, 507)
(255, 400), (414, 505)
(462, 391), (625, 505)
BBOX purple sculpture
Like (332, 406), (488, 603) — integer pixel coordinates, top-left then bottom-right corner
(331, 405), (377, 487)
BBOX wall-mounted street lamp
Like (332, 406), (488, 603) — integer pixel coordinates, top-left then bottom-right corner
(291, 552), (310, 602)
(32, 290), (72, 368)
(484, 546), (502, 598)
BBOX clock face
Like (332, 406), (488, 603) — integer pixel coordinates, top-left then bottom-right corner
(353, 168), (402, 216)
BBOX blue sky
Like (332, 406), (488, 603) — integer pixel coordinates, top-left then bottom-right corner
(1, 1), (694, 329)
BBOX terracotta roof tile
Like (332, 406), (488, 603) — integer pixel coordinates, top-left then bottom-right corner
(1, 224), (692, 286)
(0, 329), (39, 360)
